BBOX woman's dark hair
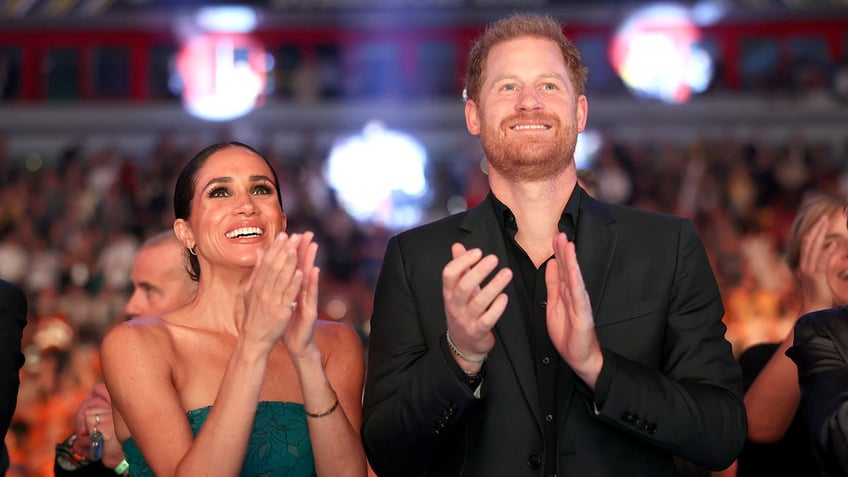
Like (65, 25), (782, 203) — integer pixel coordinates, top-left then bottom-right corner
(173, 141), (283, 281)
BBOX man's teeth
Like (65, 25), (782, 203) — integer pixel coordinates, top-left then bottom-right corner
(226, 227), (263, 238)
(512, 124), (548, 130)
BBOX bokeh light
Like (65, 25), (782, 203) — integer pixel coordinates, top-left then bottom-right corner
(174, 33), (268, 121)
(609, 3), (716, 103)
(326, 121), (430, 229)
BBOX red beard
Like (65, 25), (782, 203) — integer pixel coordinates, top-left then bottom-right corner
(480, 113), (577, 182)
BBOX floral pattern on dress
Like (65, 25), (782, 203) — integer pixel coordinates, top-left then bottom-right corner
(123, 401), (315, 477)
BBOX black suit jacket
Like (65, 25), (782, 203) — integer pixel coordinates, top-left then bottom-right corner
(0, 279), (27, 475)
(362, 189), (746, 477)
(787, 306), (848, 477)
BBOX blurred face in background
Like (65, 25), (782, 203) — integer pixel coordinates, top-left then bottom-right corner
(824, 209), (848, 307)
(124, 239), (197, 319)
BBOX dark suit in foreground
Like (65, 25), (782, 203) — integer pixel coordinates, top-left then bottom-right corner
(788, 306), (848, 477)
(0, 279), (27, 475)
(362, 189), (746, 476)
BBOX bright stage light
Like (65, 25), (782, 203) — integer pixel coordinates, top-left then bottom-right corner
(326, 121), (430, 229)
(609, 3), (716, 103)
(175, 33), (268, 121)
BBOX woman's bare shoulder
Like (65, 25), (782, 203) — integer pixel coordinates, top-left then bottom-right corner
(106, 315), (171, 336)
(315, 320), (361, 342)
(101, 316), (175, 358)
(315, 320), (365, 362)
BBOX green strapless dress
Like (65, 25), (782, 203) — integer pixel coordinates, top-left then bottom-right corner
(122, 401), (315, 476)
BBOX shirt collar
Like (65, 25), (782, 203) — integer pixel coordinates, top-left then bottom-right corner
(488, 184), (582, 238)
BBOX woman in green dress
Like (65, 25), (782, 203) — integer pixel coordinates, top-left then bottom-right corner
(101, 142), (367, 476)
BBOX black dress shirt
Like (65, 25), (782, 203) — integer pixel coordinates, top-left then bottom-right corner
(490, 188), (579, 477)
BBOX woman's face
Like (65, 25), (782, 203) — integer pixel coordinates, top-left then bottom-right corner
(825, 210), (848, 306)
(179, 146), (286, 271)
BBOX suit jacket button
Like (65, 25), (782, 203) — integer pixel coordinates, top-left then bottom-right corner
(527, 454), (541, 470)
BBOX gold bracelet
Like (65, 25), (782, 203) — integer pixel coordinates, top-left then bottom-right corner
(305, 398), (339, 418)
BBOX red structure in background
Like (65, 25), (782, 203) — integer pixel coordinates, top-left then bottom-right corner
(1, 15), (846, 103)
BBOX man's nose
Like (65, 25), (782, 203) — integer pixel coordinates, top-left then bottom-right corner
(516, 87), (543, 111)
(124, 293), (142, 318)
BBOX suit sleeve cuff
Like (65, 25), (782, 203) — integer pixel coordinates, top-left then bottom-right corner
(440, 334), (486, 396)
(574, 348), (613, 412)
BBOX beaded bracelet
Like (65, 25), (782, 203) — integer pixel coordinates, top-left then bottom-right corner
(305, 397), (340, 418)
(446, 330), (487, 365)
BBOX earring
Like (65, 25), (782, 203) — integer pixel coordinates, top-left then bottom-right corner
(188, 246), (197, 256)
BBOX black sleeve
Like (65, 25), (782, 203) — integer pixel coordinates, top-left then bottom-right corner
(0, 280), (27, 474)
(787, 309), (848, 476)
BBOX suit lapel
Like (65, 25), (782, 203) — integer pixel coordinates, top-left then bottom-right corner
(558, 192), (618, 417)
(575, 193), (618, 318)
(460, 201), (542, 426)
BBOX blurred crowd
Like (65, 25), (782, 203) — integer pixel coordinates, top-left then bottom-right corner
(0, 127), (846, 476)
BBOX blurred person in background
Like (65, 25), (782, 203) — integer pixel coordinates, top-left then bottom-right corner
(576, 168), (600, 198)
(738, 193), (848, 476)
(786, 198), (848, 477)
(55, 230), (197, 476)
(1, 279), (27, 475)
(101, 142), (366, 476)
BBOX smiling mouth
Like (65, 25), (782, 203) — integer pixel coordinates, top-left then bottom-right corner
(511, 124), (550, 131)
(226, 227), (264, 239)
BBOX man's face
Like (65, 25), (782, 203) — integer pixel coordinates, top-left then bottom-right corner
(124, 241), (196, 318)
(465, 36), (587, 182)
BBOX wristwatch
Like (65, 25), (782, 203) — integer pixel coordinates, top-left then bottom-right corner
(56, 434), (90, 471)
(56, 434), (130, 476)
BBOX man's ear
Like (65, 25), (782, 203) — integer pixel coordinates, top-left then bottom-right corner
(173, 219), (194, 250)
(576, 94), (588, 133)
(465, 99), (481, 136)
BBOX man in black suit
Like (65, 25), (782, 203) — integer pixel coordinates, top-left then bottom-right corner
(361, 13), (746, 476)
(0, 279), (27, 475)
